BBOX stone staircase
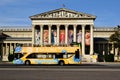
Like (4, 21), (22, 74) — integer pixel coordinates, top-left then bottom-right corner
(81, 55), (97, 62)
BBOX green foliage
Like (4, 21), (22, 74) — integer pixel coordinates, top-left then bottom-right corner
(104, 54), (114, 62)
(109, 26), (120, 48)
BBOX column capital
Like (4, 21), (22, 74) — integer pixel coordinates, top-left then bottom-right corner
(64, 24), (68, 27)
(81, 24), (86, 27)
(48, 25), (52, 27)
(56, 25), (60, 28)
(65, 24), (69, 27)
(41, 24), (44, 26)
(73, 24), (77, 27)
(90, 24), (94, 28)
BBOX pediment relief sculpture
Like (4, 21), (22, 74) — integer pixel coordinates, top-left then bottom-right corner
(30, 8), (96, 20)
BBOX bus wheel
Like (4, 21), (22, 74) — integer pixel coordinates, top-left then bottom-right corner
(25, 60), (31, 65)
(59, 61), (64, 66)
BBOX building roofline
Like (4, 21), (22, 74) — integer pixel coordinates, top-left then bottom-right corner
(0, 26), (116, 32)
(30, 8), (96, 20)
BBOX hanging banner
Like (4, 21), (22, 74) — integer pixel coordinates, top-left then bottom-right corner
(51, 30), (57, 44)
(77, 30), (82, 43)
(60, 30), (65, 44)
(68, 30), (74, 44)
(85, 31), (90, 46)
(35, 29), (40, 45)
(43, 30), (48, 44)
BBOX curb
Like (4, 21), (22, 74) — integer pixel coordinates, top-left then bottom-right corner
(0, 61), (13, 64)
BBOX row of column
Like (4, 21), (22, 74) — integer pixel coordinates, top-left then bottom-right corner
(0, 43), (17, 56)
(95, 43), (117, 55)
(32, 24), (94, 55)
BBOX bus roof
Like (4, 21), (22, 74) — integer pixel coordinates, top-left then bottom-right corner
(20, 46), (80, 53)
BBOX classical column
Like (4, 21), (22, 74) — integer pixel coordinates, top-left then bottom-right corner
(14, 43), (16, 50)
(8, 43), (10, 55)
(10, 43), (12, 54)
(11, 43), (14, 54)
(5, 43), (8, 56)
(48, 25), (51, 45)
(32, 25), (35, 46)
(65, 25), (68, 44)
(90, 25), (94, 55)
(0, 44), (2, 55)
(57, 25), (60, 45)
(73, 25), (77, 42)
(2, 43), (5, 56)
(82, 25), (85, 55)
(2, 43), (5, 61)
(111, 42), (115, 55)
(40, 25), (43, 45)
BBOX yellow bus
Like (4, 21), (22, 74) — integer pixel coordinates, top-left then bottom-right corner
(13, 46), (82, 65)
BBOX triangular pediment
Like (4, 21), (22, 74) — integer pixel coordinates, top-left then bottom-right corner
(30, 8), (96, 20)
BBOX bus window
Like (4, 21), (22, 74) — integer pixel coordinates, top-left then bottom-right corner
(63, 54), (67, 58)
(47, 53), (56, 59)
(48, 54), (52, 58)
(55, 53), (63, 58)
(26, 53), (37, 58)
(67, 53), (74, 58)
(37, 53), (47, 59)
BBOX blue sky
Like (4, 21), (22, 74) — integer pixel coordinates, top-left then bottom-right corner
(0, 0), (119, 27)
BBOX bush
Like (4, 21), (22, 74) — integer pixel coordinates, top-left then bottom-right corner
(105, 54), (114, 62)
(8, 54), (14, 62)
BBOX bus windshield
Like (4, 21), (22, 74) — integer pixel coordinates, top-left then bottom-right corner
(14, 53), (26, 59)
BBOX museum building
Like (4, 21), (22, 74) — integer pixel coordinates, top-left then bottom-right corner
(0, 8), (116, 62)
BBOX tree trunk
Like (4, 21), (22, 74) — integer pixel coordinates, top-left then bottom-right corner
(117, 47), (120, 60)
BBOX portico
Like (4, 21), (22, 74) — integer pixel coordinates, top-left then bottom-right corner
(30, 8), (96, 56)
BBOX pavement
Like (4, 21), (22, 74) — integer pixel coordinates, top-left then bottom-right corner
(82, 62), (120, 64)
(0, 61), (13, 64)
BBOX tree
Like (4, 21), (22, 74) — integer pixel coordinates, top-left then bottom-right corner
(109, 26), (120, 60)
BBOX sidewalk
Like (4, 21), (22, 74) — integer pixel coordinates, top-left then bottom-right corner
(0, 61), (13, 64)
(0, 61), (120, 65)
(82, 62), (120, 65)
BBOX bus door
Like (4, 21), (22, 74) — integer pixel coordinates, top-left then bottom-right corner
(74, 49), (80, 62)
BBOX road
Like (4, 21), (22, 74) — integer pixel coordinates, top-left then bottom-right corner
(0, 63), (120, 80)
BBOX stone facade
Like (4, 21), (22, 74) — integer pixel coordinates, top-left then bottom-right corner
(0, 8), (116, 62)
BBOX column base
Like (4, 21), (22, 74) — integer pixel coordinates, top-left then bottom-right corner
(2, 56), (8, 61)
